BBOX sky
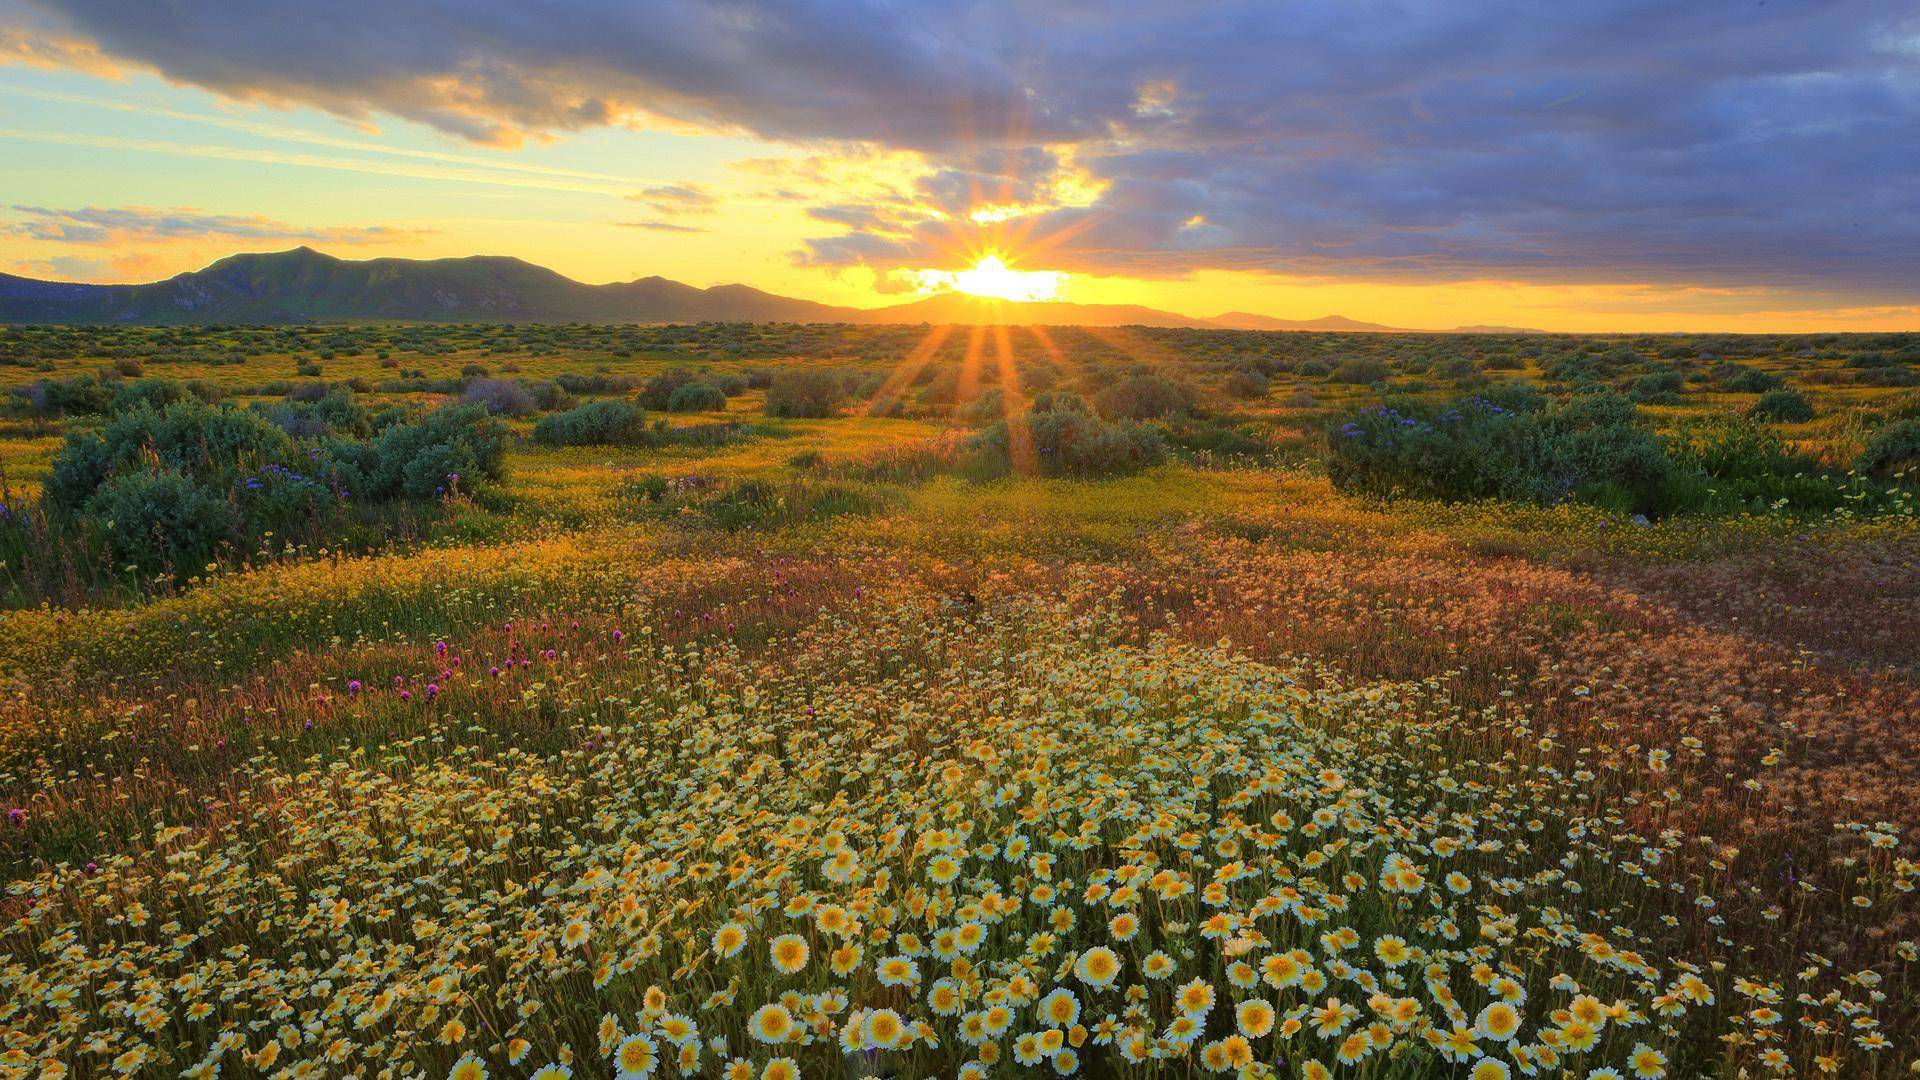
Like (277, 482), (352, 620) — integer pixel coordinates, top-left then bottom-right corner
(0, 0), (1917, 332)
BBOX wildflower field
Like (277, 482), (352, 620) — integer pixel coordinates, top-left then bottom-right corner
(0, 323), (1916, 1078)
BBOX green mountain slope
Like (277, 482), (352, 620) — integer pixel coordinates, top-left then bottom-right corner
(0, 246), (1454, 330)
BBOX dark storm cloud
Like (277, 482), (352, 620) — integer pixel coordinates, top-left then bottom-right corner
(12, 0), (1920, 292)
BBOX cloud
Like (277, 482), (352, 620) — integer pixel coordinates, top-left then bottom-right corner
(9, 0), (1920, 294)
(614, 220), (707, 233)
(804, 204), (910, 231)
(14, 254), (111, 279)
(627, 183), (718, 215)
(0, 21), (116, 75)
(793, 231), (915, 268)
(11, 249), (165, 281)
(5, 204), (429, 246)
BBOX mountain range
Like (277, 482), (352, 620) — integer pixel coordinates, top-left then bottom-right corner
(0, 247), (1539, 332)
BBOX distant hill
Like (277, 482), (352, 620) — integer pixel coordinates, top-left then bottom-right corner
(1208, 311), (1408, 332)
(0, 247), (849, 326)
(0, 247), (1503, 331)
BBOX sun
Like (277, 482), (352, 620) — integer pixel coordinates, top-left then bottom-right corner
(907, 254), (1064, 303)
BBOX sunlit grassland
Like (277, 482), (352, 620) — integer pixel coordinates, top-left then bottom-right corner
(0, 324), (1915, 1078)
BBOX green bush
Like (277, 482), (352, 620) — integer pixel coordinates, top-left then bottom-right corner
(1856, 365), (1918, 387)
(1328, 393), (1674, 514)
(665, 382), (728, 413)
(969, 407), (1164, 478)
(1712, 363), (1783, 393)
(1748, 387), (1815, 423)
(639, 368), (700, 410)
(531, 400), (654, 446)
(1858, 419), (1920, 477)
(1476, 381), (1550, 414)
(362, 405), (508, 499)
(462, 378), (538, 416)
(1626, 370), (1684, 403)
(1329, 357), (1389, 385)
(957, 388), (1008, 426)
(1222, 369), (1269, 399)
(108, 379), (187, 414)
(18, 376), (112, 417)
(764, 369), (844, 418)
(43, 401), (295, 512)
(83, 470), (235, 574)
(554, 372), (640, 395)
(1030, 391), (1088, 415)
(1092, 375), (1194, 420)
(39, 400), (506, 584)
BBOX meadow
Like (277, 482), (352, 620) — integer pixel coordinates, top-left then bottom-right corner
(0, 321), (1915, 1079)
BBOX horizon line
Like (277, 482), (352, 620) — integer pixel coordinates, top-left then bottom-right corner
(7, 244), (1917, 336)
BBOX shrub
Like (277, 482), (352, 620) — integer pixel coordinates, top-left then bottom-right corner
(84, 470), (235, 573)
(1030, 391), (1088, 415)
(764, 369), (844, 418)
(1857, 419), (1920, 477)
(19, 376), (112, 417)
(1749, 387), (1815, 423)
(1476, 381), (1550, 414)
(1627, 370), (1684, 403)
(969, 407), (1164, 478)
(1712, 363), (1783, 393)
(523, 380), (574, 412)
(1329, 357), (1389, 385)
(1328, 392), (1674, 514)
(462, 378), (538, 417)
(108, 379), (186, 414)
(531, 400), (653, 446)
(1856, 365), (1918, 387)
(1524, 393), (1675, 512)
(1222, 369), (1269, 399)
(363, 405), (509, 499)
(1666, 417), (1907, 514)
(665, 381), (728, 413)
(915, 367), (968, 407)
(639, 368), (699, 410)
(1092, 375), (1195, 421)
(554, 372), (640, 395)
(957, 388), (1008, 426)
(255, 388), (375, 439)
(43, 401), (295, 512)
